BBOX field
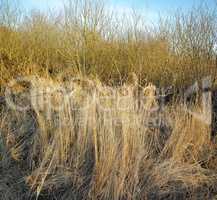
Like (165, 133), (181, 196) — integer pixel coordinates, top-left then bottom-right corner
(1, 0), (217, 199)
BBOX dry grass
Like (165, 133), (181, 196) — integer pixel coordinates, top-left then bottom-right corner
(0, 76), (217, 199)
(1, 0), (217, 199)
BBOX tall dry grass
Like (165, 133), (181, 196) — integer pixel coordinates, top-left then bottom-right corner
(0, 76), (217, 199)
(1, 0), (217, 199)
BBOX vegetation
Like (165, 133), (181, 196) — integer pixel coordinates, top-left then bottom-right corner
(0, 0), (216, 90)
(1, 0), (217, 199)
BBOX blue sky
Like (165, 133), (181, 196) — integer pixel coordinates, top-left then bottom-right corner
(19, 0), (216, 10)
(19, 0), (216, 23)
(110, 0), (215, 10)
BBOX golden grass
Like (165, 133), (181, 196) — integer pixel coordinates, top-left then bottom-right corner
(0, 77), (217, 199)
(1, 1), (217, 199)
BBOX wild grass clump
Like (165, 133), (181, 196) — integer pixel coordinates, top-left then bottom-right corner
(0, 76), (217, 199)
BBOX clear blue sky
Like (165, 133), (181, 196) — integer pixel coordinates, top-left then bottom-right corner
(110, 0), (215, 9)
(19, 0), (216, 10)
(19, 0), (216, 22)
